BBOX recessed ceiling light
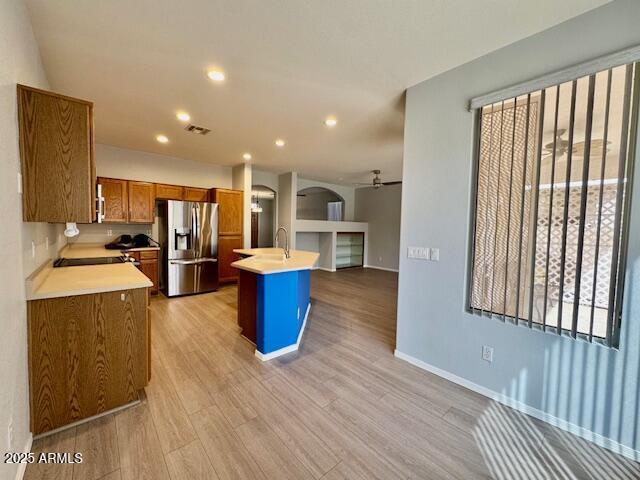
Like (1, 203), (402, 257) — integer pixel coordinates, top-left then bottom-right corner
(156, 134), (169, 144)
(324, 116), (337, 127)
(176, 111), (190, 122)
(207, 69), (225, 82)
(275, 139), (285, 147)
(243, 152), (252, 161)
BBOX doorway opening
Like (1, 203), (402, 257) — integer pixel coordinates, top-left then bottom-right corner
(251, 185), (277, 248)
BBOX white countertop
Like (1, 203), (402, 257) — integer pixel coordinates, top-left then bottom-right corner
(232, 248), (319, 275)
(26, 243), (155, 300)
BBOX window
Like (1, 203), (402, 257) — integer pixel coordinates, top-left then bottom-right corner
(468, 62), (638, 347)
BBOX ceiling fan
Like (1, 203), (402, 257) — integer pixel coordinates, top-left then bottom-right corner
(542, 128), (611, 159)
(354, 170), (402, 189)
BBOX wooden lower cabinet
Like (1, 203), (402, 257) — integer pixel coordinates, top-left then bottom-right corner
(147, 303), (152, 382)
(27, 288), (149, 435)
(218, 235), (243, 283)
(237, 269), (257, 342)
(128, 250), (159, 294)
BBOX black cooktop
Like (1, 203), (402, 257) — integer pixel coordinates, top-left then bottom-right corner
(53, 256), (126, 267)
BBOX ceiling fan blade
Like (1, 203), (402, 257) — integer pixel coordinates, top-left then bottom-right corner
(382, 181), (402, 185)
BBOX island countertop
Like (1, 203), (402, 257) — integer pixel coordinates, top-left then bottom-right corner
(232, 247), (319, 275)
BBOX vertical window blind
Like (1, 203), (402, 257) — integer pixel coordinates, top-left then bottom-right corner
(468, 62), (639, 347)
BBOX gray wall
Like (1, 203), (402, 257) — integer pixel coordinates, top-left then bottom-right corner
(278, 172), (297, 249)
(399, 0), (640, 455)
(355, 184), (401, 271)
(1, 0), (60, 477)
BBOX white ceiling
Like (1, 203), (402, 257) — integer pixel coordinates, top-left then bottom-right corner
(26, 0), (609, 184)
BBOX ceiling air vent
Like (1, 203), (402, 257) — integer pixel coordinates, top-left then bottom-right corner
(184, 124), (211, 135)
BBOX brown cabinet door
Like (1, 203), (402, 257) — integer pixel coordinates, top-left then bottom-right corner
(213, 189), (243, 235)
(147, 305), (152, 382)
(155, 183), (184, 200)
(138, 259), (159, 294)
(28, 289), (148, 435)
(18, 85), (95, 223)
(128, 181), (155, 223)
(98, 177), (128, 222)
(183, 187), (209, 202)
(218, 235), (243, 283)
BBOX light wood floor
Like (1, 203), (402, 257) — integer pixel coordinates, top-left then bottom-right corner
(25, 268), (640, 480)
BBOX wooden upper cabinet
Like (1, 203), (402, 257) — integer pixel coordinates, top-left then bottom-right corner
(18, 85), (95, 223)
(183, 187), (209, 202)
(211, 188), (243, 236)
(128, 181), (155, 223)
(98, 177), (128, 223)
(155, 183), (184, 200)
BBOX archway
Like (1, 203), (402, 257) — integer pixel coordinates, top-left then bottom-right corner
(296, 186), (345, 221)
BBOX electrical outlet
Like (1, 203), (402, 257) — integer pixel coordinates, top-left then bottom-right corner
(407, 246), (430, 260)
(7, 417), (13, 450)
(31, 241), (36, 258)
(430, 248), (440, 262)
(482, 345), (494, 363)
(45, 236), (49, 251)
(378, 256), (383, 263)
(107, 229), (113, 236)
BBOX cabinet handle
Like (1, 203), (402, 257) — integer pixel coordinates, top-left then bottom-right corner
(96, 184), (105, 223)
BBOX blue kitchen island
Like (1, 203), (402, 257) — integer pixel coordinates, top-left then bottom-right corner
(232, 248), (319, 360)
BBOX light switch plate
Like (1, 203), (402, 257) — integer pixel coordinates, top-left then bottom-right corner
(482, 345), (494, 363)
(408, 246), (430, 260)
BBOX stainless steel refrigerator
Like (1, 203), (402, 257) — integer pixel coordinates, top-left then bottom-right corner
(158, 200), (219, 296)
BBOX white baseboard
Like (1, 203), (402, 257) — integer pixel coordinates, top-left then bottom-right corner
(255, 303), (311, 361)
(14, 434), (33, 480)
(313, 267), (336, 272)
(364, 265), (399, 273)
(393, 349), (640, 462)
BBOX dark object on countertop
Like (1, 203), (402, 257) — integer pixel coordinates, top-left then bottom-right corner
(105, 234), (160, 250)
(105, 234), (134, 250)
(132, 233), (160, 248)
(54, 256), (126, 267)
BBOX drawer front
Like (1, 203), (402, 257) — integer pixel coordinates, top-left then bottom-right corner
(139, 250), (159, 260)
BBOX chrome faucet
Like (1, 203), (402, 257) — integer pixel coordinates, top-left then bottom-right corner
(274, 226), (290, 259)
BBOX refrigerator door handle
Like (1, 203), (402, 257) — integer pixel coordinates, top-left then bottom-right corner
(170, 258), (217, 265)
(191, 204), (198, 258)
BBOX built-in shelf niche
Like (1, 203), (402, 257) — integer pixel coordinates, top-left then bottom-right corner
(336, 232), (364, 269)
